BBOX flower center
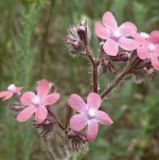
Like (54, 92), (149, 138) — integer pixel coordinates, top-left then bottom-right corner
(148, 43), (156, 52)
(8, 84), (16, 92)
(32, 96), (41, 106)
(112, 30), (121, 41)
(88, 108), (96, 118)
(113, 30), (121, 39)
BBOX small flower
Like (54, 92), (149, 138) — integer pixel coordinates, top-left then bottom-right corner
(68, 92), (113, 141)
(135, 31), (159, 70)
(95, 11), (138, 56)
(0, 84), (22, 101)
(16, 79), (60, 124)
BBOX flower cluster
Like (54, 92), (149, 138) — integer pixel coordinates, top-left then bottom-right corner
(0, 79), (112, 141)
(1, 10), (159, 156)
(95, 11), (159, 72)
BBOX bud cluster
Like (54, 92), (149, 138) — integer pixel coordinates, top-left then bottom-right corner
(65, 20), (91, 54)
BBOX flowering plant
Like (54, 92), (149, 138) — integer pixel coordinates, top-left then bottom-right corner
(1, 11), (159, 160)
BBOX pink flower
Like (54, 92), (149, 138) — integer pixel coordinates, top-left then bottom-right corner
(17, 79), (60, 124)
(135, 31), (159, 70)
(0, 84), (22, 101)
(68, 92), (113, 141)
(95, 11), (138, 56)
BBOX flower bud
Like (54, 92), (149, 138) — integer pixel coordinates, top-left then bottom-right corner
(65, 20), (91, 54)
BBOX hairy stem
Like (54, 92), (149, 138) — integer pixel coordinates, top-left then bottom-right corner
(101, 67), (131, 99)
(47, 108), (65, 131)
(86, 48), (98, 93)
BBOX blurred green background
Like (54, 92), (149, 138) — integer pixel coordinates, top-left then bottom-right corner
(0, 0), (159, 160)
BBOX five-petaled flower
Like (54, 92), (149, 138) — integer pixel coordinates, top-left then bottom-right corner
(17, 79), (60, 124)
(95, 11), (138, 56)
(68, 92), (113, 141)
(0, 84), (22, 101)
(135, 31), (159, 70)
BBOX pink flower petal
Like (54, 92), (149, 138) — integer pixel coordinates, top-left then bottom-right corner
(37, 79), (50, 97)
(103, 39), (119, 56)
(35, 106), (48, 124)
(0, 91), (11, 99)
(102, 11), (118, 30)
(20, 91), (36, 106)
(119, 22), (137, 37)
(68, 94), (87, 113)
(2, 92), (13, 101)
(45, 93), (60, 105)
(149, 30), (159, 43)
(118, 37), (139, 51)
(87, 120), (98, 141)
(151, 55), (159, 71)
(70, 114), (87, 132)
(137, 47), (148, 60)
(95, 22), (111, 40)
(87, 92), (101, 110)
(16, 105), (36, 122)
(96, 111), (113, 125)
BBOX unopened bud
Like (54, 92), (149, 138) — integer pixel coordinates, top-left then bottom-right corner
(65, 20), (91, 54)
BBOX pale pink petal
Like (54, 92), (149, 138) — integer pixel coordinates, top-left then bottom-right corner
(119, 22), (137, 37)
(118, 37), (139, 51)
(96, 111), (113, 125)
(2, 92), (13, 101)
(87, 92), (101, 110)
(0, 91), (10, 98)
(149, 30), (159, 43)
(3, 92), (13, 100)
(95, 22), (111, 39)
(103, 39), (119, 56)
(37, 79), (50, 97)
(87, 120), (98, 141)
(70, 114), (87, 132)
(16, 105), (36, 122)
(102, 11), (118, 30)
(45, 93), (60, 105)
(20, 91), (36, 106)
(151, 55), (159, 71)
(137, 47), (148, 60)
(68, 94), (87, 113)
(35, 106), (48, 124)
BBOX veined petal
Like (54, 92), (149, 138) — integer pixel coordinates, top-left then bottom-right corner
(119, 22), (137, 37)
(20, 91), (36, 106)
(87, 92), (101, 110)
(87, 120), (98, 141)
(118, 37), (139, 51)
(16, 105), (36, 122)
(68, 94), (87, 113)
(45, 93), (60, 105)
(37, 79), (50, 97)
(102, 11), (118, 30)
(95, 22), (111, 39)
(96, 111), (113, 125)
(35, 106), (48, 124)
(70, 114), (87, 132)
(103, 39), (119, 56)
